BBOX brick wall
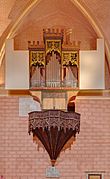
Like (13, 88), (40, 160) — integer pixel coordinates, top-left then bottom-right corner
(0, 96), (110, 179)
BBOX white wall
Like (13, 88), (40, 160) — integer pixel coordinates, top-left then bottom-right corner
(79, 39), (105, 89)
(5, 39), (29, 89)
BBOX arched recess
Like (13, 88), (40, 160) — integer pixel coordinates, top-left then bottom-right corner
(67, 96), (76, 112)
(0, 0), (110, 68)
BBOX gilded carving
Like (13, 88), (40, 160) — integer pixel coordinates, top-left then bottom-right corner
(46, 40), (61, 55)
(28, 28), (80, 88)
(30, 51), (45, 67)
(62, 51), (78, 66)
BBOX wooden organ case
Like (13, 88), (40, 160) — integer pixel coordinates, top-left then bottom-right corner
(28, 29), (81, 168)
(28, 28), (80, 89)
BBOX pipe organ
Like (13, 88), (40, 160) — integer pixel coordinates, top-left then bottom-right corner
(28, 28), (80, 89)
(46, 52), (60, 87)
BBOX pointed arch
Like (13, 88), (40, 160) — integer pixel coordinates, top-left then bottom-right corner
(70, 0), (110, 65)
(0, 0), (110, 67)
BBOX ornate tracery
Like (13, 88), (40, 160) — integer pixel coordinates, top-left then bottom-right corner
(28, 28), (80, 88)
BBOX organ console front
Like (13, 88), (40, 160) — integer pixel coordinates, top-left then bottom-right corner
(28, 28), (80, 89)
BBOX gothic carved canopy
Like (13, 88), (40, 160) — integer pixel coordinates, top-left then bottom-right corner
(28, 110), (80, 166)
